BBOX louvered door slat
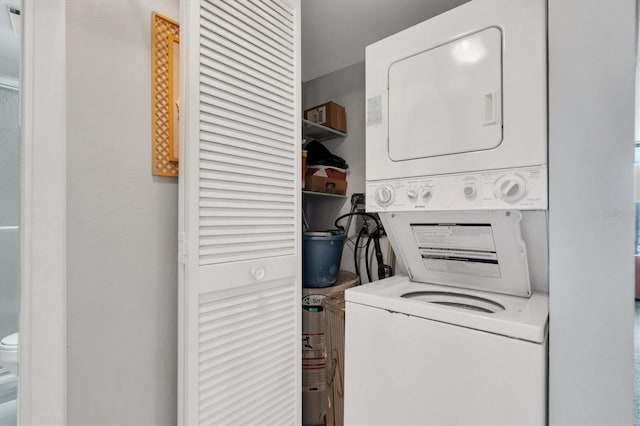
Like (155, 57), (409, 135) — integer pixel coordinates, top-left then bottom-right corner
(198, 325), (293, 370)
(200, 194), (294, 206)
(200, 146), (294, 170)
(180, 0), (300, 424)
(201, 92), (294, 131)
(202, 40), (293, 98)
(201, 7), (293, 77)
(223, 1), (293, 47)
(200, 113), (293, 147)
(200, 217), (294, 227)
(200, 25), (293, 83)
(199, 189), (294, 203)
(200, 103), (294, 138)
(200, 171), (293, 191)
(199, 316), (294, 357)
(199, 225), (294, 237)
(200, 361), (294, 409)
(200, 155), (294, 177)
(201, 4), (293, 62)
(199, 306), (292, 340)
(200, 162), (293, 183)
(249, 0), (294, 27)
(200, 52), (293, 102)
(200, 132), (292, 159)
(201, 68), (293, 112)
(204, 1), (294, 57)
(201, 83), (293, 123)
(198, 342), (287, 390)
(201, 374), (294, 425)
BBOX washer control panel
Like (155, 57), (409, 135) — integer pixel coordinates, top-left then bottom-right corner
(366, 166), (547, 211)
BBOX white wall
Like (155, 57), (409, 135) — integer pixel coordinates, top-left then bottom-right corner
(301, 0), (469, 82)
(303, 62), (391, 283)
(548, 1), (635, 424)
(66, 1), (178, 424)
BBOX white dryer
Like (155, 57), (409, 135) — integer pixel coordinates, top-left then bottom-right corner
(365, 0), (547, 212)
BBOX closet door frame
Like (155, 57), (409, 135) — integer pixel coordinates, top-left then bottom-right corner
(19, 0), (67, 425)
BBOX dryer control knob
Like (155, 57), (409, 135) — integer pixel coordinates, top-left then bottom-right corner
(463, 184), (477, 199)
(495, 174), (527, 203)
(422, 188), (433, 202)
(407, 189), (418, 202)
(375, 185), (395, 206)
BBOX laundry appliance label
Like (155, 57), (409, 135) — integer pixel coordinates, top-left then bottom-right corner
(411, 223), (501, 278)
(367, 95), (382, 126)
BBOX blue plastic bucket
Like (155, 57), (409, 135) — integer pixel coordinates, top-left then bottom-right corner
(303, 231), (345, 288)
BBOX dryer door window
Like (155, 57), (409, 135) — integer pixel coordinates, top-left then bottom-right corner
(388, 27), (503, 161)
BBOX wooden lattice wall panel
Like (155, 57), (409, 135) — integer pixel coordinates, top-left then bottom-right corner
(151, 13), (179, 177)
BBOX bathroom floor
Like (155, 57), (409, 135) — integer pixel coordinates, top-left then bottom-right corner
(0, 400), (16, 426)
(0, 371), (17, 426)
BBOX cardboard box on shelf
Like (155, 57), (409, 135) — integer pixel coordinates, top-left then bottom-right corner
(304, 101), (347, 133)
(306, 165), (347, 181)
(305, 175), (348, 196)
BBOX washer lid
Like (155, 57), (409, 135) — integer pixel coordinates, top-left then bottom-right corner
(381, 210), (532, 297)
(346, 276), (548, 343)
(1, 333), (17, 348)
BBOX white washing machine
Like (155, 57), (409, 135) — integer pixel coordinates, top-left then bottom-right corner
(346, 0), (550, 424)
(344, 211), (548, 425)
(344, 276), (548, 425)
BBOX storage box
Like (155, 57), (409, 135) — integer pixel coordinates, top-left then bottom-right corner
(323, 289), (355, 426)
(304, 101), (347, 133)
(305, 174), (347, 195)
(306, 165), (347, 181)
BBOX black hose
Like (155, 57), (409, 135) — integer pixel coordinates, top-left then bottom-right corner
(373, 232), (385, 280)
(353, 225), (367, 282)
(366, 226), (387, 282)
(333, 212), (386, 283)
(365, 232), (373, 283)
(334, 212), (381, 232)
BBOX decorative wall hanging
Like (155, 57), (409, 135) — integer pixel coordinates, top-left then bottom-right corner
(151, 12), (180, 177)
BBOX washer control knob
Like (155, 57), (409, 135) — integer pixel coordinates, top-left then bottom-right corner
(463, 184), (477, 199)
(375, 185), (395, 206)
(407, 189), (418, 202)
(495, 174), (527, 203)
(421, 188), (433, 202)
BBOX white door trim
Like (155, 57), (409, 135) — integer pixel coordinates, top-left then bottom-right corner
(19, 1), (67, 424)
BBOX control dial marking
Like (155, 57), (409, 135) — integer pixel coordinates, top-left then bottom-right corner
(375, 185), (395, 206)
(494, 174), (527, 203)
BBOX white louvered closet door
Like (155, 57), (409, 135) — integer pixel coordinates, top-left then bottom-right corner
(179, 1), (301, 424)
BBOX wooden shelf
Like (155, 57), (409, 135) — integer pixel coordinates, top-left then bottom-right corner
(302, 119), (347, 142)
(302, 190), (347, 199)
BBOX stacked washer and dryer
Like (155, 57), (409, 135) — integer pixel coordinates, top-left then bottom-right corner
(344, 1), (549, 425)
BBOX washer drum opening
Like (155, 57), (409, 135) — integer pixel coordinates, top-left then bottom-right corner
(401, 291), (505, 313)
